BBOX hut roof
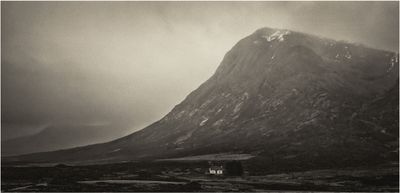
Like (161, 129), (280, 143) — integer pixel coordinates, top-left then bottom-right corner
(209, 165), (223, 170)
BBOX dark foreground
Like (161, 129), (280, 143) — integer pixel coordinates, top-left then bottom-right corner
(2, 161), (398, 192)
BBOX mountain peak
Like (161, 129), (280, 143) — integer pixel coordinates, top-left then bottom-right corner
(4, 28), (398, 169)
(254, 28), (292, 42)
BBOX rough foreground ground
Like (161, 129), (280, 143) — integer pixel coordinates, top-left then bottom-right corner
(2, 161), (398, 192)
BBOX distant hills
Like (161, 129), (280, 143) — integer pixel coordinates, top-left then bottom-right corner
(2, 124), (124, 156)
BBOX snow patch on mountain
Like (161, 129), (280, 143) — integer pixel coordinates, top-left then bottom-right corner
(109, 148), (121, 153)
(233, 102), (243, 114)
(344, 46), (352, 59)
(189, 108), (199, 117)
(174, 131), (194, 145)
(387, 54), (399, 72)
(345, 52), (352, 59)
(262, 30), (291, 42)
(253, 40), (261, 45)
(200, 117), (209, 126)
(212, 119), (224, 127)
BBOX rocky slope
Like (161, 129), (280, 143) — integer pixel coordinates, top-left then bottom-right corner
(5, 27), (398, 170)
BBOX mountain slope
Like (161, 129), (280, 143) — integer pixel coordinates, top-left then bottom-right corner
(5, 27), (398, 169)
(2, 124), (124, 156)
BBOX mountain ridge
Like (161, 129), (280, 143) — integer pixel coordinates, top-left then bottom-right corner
(4, 27), (398, 170)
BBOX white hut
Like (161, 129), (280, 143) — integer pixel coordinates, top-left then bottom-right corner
(208, 165), (223, 175)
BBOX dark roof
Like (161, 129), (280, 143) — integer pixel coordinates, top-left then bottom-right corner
(209, 166), (223, 170)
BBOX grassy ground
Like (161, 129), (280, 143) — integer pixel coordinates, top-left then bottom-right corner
(1, 161), (398, 192)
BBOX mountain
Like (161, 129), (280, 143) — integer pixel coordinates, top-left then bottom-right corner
(4, 27), (398, 171)
(2, 124), (124, 156)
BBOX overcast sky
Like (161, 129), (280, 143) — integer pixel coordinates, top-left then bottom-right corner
(2, 1), (399, 141)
